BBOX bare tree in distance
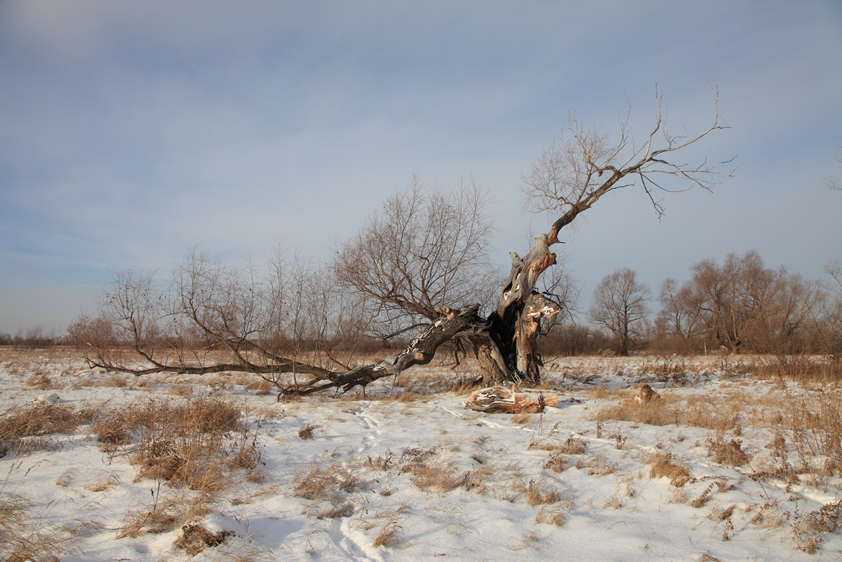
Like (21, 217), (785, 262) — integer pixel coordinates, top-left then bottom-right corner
(73, 85), (732, 396)
(656, 277), (706, 351)
(817, 260), (842, 360)
(588, 268), (651, 356)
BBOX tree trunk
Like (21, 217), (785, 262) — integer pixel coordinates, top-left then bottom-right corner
(484, 234), (562, 385)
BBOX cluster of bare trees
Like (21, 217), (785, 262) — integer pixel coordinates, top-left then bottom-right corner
(547, 252), (842, 359)
(70, 86), (740, 396)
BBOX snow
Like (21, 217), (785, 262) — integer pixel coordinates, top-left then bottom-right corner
(1, 349), (841, 561)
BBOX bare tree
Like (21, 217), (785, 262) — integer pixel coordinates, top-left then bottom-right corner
(655, 250), (826, 357)
(334, 174), (499, 342)
(588, 268), (651, 356)
(655, 278), (705, 352)
(814, 261), (842, 360)
(73, 86), (731, 396)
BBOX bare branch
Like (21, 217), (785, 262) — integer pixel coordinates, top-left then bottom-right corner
(524, 84), (734, 245)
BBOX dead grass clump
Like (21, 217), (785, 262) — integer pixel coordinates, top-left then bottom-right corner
(0, 403), (85, 457)
(244, 378), (274, 395)
(119, 491), (213, 539)
(408, 459), (462, 493)
(317, 503), (354, 519)
(175, 523), (237, 556)
(526, 479), (561, 506)
(227, 425), (264, 476)
(169, 383), (193, 397)
(24, 373), (53, 390)
(559, 437), (587, 455)
(530, 436), (586, 458)
(792, 498), (842, 554)
(756, 356), (841, 384)
(684, 394), (742, 432)
(707, 437), (749, 467)
(298, 424), (321, 440)
(578, 452), (617, 476)
(85, 472), (121, 492)
(511, 413), (532, 427)
(597, 394), (680, 427)
(508, 529), (541, 551)
(535, 506), (566, 526)
(104, 374), (128, 388)
(293, 464), (365, 501)
(648, 452), (691, 487)
(93, 398), (247, 492)
(543, 454), (566, 473)
(458, 462), (495, 493)
(689, 480), (732, 509)
(372, 515), (404, 548)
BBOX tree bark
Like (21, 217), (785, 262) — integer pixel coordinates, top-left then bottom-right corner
(278, 304), (487, 397)
(484, 234), (562, 384)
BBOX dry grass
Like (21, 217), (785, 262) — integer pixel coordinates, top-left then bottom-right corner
(526, 479), (561, 506)
(535, 505), (567, 526)
(755, 356), (841, 384)
(690, 483), (715, 508)
(791, 499), (842, 553)
(0, 402), (93, 457)
(24, 373), (53, 390)
(786, 390), (842, 476)
(407, 458), (463, 493)
(118, 491), (213, 539)
(648, 452), (691, 487)
(577, 452), (617, 476)
(175, 523), (237, 556)
(293, 464), (365, 501)
(543, 454), (566, 473)
(298, 424), (321, 440)
(91, 398), (248, 492)
(0, 491), (77, 562)
(707, 436), (750, 467)
(373, 515), (403, 548)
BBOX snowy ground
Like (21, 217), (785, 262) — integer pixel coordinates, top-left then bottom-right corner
(2, 349), (841, 561)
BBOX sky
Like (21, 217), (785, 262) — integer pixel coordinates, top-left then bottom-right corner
(1, 0), (841, 336)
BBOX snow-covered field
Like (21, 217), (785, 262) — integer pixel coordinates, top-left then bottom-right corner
(2, 349), (841, 561)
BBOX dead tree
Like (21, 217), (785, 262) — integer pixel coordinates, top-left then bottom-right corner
(71, 87), (732, 396)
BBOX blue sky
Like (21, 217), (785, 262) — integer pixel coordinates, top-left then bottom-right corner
(1, 0), (841, 335)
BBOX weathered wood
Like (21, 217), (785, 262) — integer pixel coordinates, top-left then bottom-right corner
(278, 304), (486, 397)
(464, 385), (559, 414)
(484, 234), (562, 384)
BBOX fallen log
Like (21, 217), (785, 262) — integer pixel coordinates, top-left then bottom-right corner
(464, 385), (558, 414)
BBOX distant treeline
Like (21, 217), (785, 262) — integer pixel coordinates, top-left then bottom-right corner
(0, 326), (73, 348)
(8, 250), (842, 360)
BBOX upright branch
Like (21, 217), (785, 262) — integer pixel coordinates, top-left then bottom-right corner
(524, 86), (734, 246)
